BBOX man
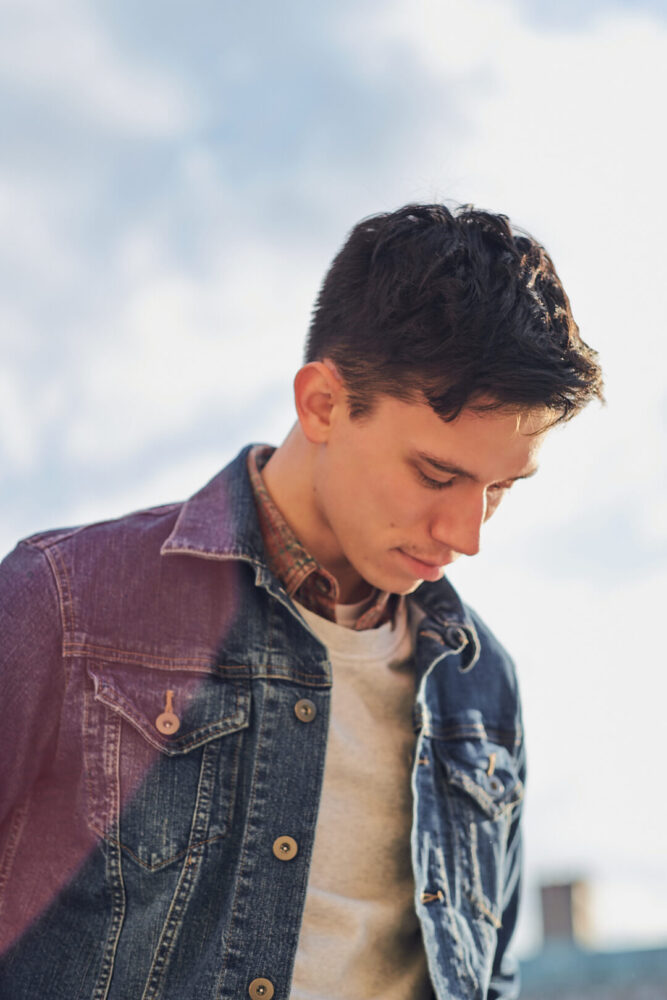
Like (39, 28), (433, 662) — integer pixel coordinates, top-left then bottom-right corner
(0, 204), (602, 999)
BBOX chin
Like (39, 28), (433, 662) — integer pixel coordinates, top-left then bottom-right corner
(354, 551), (436, 597)
(360, 567), (425, 597)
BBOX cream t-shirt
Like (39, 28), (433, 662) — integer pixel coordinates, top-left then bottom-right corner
(289, 598), (431, 1000)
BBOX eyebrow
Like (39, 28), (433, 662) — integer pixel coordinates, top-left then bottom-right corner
(414, 449), (539, 484)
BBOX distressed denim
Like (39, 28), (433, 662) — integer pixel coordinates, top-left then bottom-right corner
(0, 446), (525, 1000)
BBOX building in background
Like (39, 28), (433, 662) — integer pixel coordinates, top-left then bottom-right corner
(520, 881), (667, 999)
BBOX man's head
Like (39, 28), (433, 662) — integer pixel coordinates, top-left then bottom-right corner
(269, 203), (603, 601)
(305, 203), (602, 424)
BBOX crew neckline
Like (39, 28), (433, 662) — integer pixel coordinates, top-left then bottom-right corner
(294, 598), (409, 662)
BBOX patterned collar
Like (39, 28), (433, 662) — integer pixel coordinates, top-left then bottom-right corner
(247, 445), (396, 630)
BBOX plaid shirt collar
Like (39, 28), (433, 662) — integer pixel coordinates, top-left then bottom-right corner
(247, 445), (396, 631)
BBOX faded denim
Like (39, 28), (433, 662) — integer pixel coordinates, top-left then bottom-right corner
(0, 445), (525, 999)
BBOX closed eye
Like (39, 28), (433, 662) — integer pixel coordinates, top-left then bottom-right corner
(416, 468), (457, 491)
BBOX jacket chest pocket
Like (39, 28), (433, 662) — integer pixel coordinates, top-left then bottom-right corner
(432, 732), (523, 927)
(84, 662), (250, 871)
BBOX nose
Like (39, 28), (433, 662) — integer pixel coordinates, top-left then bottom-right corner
(429, 487), (487, 557)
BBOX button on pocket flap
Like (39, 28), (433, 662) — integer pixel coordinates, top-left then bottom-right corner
(88, 663), (249, 755)
(434, 732), (523, 820)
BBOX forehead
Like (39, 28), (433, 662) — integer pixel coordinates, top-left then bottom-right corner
(351, 395), (548, 479)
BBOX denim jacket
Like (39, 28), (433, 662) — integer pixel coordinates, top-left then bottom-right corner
(0, 446), (525, 1000)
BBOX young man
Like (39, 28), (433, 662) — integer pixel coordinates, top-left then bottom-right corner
(0, 204), (602, 999)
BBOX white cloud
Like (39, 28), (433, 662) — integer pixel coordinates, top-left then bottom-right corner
(593, 878), (667, 949)
(1, 302), (69, 473)
(343, 0), (518, 78)
(0, 175), (84, 286)
(0, 0), (196, 135)
(62, 237), (315, 463)
(63, 449), (230, 528)
(0, 370), (38, 470)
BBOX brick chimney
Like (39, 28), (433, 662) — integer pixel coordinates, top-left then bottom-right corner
(540, 880), (592, 947)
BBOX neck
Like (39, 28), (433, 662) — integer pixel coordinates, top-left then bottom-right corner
(261, 426), (372, 604)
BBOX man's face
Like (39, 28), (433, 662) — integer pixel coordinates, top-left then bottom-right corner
(310, 393), (549, 601)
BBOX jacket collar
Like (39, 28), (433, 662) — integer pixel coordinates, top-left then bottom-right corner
(161, 444), (478, 651)
(161, 445), (267, 567)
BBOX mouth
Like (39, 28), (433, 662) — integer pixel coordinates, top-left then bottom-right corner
(395, 548), (451, 582)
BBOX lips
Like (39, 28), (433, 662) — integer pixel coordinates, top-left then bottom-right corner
(395, 548), (450, 582)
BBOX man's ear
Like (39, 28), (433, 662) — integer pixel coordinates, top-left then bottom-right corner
(293, 361), (345, 444)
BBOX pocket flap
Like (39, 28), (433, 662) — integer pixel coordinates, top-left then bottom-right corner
(434, 732), (523, 820)
(88, 662), (250, 755)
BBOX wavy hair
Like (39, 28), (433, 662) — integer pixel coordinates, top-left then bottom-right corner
(305, 204), (603, 424)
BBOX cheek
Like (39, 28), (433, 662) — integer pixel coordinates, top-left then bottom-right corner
(370, 477), (429, 532)
(326, 446), (427, 536)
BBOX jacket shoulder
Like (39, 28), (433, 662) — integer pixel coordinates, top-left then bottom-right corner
(22, 501), (183, 556)
(466, 605), (518, 680)
(429, 601), (524, 752)
(12, 501), (232, 666)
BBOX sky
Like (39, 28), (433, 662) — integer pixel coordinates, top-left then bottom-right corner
(2, 0), (667, 958)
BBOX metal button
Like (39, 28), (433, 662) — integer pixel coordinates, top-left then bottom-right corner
(249, 978), (274, 1000)
(155, 690), (180, 735)
(272, 835), (298, 861)
(294, 698), (316, 723)
(155, 711), (180, 735)
(488, 777), (504, 795)
(444, 625), (467, 650)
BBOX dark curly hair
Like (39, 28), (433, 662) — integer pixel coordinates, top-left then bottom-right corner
(305, 203), (603, 424)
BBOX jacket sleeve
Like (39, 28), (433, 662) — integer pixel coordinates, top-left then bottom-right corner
(0, 540), (64, 828)
(487, 734), (526, 1000)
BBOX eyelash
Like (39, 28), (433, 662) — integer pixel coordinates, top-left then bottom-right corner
(416, 469), (514, 493)
(416, 469), (456, 491)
